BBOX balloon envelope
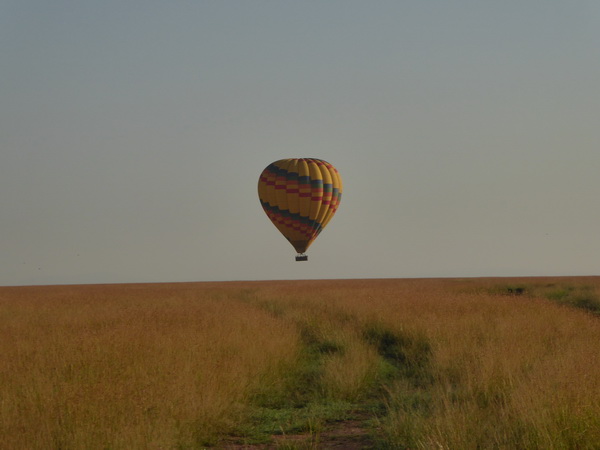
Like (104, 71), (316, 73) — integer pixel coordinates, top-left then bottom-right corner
(258, 158), (343, 255)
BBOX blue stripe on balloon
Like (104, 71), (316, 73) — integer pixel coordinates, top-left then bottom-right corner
(260, 200), (322, 232)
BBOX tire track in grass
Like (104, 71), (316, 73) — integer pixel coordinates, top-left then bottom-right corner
(220, 290), (434, 448)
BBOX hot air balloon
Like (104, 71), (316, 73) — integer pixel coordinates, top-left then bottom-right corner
(258, 158), (343, 261)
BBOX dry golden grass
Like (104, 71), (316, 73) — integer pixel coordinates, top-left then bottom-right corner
(0, 283), (300, 448)
(1, 277), (600, 448)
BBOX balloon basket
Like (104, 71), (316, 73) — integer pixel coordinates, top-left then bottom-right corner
(295, 254), (308, 262)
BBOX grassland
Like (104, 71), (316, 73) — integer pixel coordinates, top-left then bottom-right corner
(1, 277), (600, 449)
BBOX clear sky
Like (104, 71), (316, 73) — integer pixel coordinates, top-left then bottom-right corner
(2, 1), (600, 286)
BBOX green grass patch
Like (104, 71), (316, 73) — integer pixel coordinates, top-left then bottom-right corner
(488, 284), (529, 296)
(362, 322), (433, 388)
(489, 283), (600, 316)
(229, 297), (437, 447)
(541, 285), (600, 315)
(233, 401), (354, 445)
(232, 317), (356, 444)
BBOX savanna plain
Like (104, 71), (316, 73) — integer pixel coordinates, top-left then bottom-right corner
(1, 277), (600, 449)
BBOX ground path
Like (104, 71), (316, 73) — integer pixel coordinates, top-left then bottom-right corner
(222, 413), (377, 449)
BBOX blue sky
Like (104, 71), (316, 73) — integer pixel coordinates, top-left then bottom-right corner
(2, 1), (600, 285)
